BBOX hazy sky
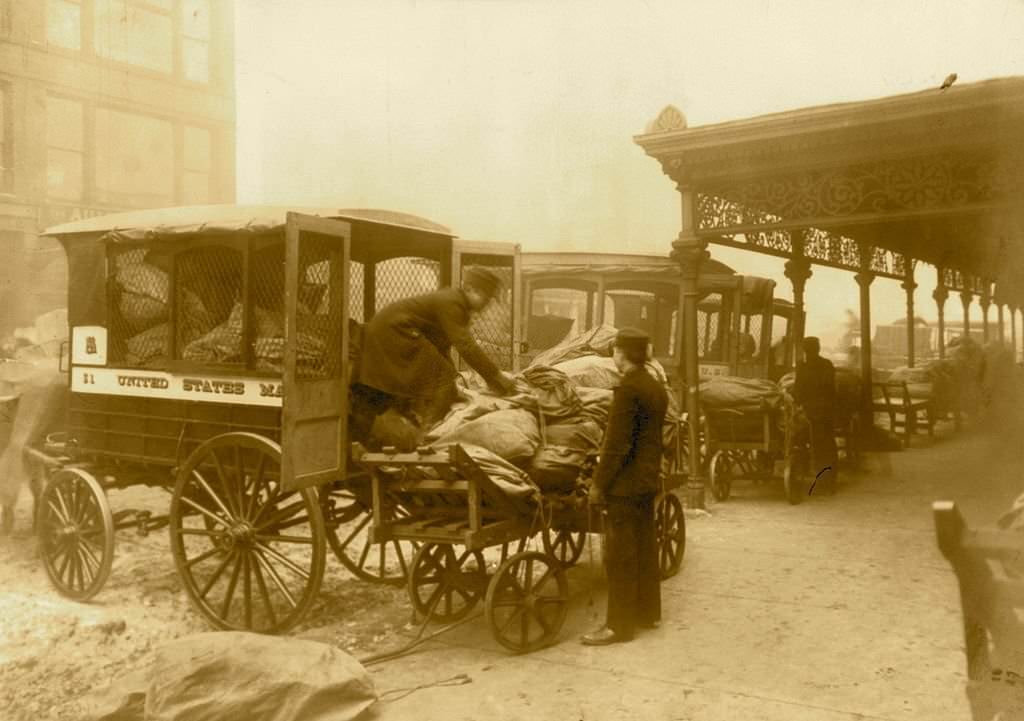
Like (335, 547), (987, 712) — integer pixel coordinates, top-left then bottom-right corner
(234, 0), (1024, 348)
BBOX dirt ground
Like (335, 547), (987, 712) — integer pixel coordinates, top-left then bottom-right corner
(0, 483), (418, 720)
(2, 405), (1023, 721)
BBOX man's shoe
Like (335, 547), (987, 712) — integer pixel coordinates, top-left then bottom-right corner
(581, 627), (630, 646)
(638, 620), (660, 630)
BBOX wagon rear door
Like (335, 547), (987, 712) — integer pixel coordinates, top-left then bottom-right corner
(452, 240), (522, 373)
(282, 212), (351, 492)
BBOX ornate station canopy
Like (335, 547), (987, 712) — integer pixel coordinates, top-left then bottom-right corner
(635, 77), (1024, 305)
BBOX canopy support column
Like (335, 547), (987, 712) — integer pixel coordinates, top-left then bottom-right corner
(960, 290), (973, 338)
(783, 246), (811, 371)
(673, 185), (709, 510)
(997, 303), (1006, 344)
(902, 262), (917, 367)
(981, 283), (992, 342)
(933, 272), (948, 360)
(855, 247), (875, 427)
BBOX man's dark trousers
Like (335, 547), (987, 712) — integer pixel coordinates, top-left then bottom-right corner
(604, 493), (661, 639)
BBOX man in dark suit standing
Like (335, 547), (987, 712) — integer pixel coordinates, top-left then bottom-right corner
(793, 336), (838, 493)
(582, 328), (668, 646)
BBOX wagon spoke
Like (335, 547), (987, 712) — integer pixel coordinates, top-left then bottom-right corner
(519, 608), (529, 648)
(339, 514), (371, 551)
(255, 499), (306, 532)
(47, 499), (69, 525)
(529, 606), (553, 635)
(56, 546), (73, 583)
(498, 606), (525, 636)
(245, 453), (268, 520)
(357, 533), (372, 569)
(252, 548), (298, 609)
(190, 470), (235, 521)
(54, 487), (73, 525)
(78, 541), (101, 574)
(265, 513), (313, 533)
(180, 494), (230, 529)
(219, 551), (244, 621)
(255, 533), (314, 545)
(178, 527), (227, 538)
(184, 546), (223, 569)
(251, 553), (278, 626)
(393, 541), (410, 577)
(76, 546), (97, 586)
(233, 445), (247, 516)
(198, 549), (237, 600)
(210, 449), (240, 518)
(254, 541), (311, 581)
(242, 552), (253, 630)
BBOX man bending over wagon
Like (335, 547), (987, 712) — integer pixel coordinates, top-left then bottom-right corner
(351, 267), (516, 445)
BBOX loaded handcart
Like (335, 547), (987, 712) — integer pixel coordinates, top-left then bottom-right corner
(29, 205), (520, 633)
(358, 438), (686, 654)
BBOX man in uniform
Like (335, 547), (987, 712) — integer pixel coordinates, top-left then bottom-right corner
(352, 268), (515, 442)
(582, 327), (667, 646)
(793, 336), (839, 493)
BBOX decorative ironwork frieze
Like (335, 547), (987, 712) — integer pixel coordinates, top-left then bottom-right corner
(696, 152), (1023, 230)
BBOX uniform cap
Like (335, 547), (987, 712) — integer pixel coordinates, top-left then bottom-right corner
(463, 267), (502, 298)
(613, 327), (650, 355)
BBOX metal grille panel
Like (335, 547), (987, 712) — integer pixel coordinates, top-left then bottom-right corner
(460, 255), (514, 371)
(249, 242), (287, 372)
(295, 234), (343, 379)
(108, 246), (171, 366)
(698, 293), (723, 360)
(176, 244), (243, 363)
(375, 257), (440, 315)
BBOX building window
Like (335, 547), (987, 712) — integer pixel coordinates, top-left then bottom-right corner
(46, 95), (85, 200)
(94, 0), (173, 74)
(181, 0), (210, 83)
(182, 125), (211, 203)
(0, 84), (11, 192)
(95, 108), (174, 207)
(47, 0), (82, 50)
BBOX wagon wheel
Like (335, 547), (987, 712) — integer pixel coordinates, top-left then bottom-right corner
(170, 432), (326, 634)
(709, 450), (732, 502)
(783, 456), (805, 505)
(655, 493), (686, 579)
(408, 543), (487, 623)
(485, 551), (569, 654)
(541, 528), (587, 568)
(320, 482), (419, 585)
(38, 468), (114, 601)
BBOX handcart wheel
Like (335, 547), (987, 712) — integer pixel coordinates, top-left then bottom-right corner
(709, 451), (733, 502)
(38, 468), (114, 601)
(783, 457), (805, 505)
(541, 528), (586, 568)
(485, 550), (568, 654)
(655, 492), (686, 579)
(407, 543), (487, 623)
(320, 481), (419, 586)
(170, 432), (326, 634)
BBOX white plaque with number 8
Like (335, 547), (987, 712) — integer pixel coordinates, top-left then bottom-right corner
(71, 326), (107, 366)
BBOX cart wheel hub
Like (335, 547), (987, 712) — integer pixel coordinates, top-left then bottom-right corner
(227, 522), (254, 545)
(58, 524), (78, 538)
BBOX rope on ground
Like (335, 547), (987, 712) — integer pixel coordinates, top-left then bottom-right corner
(378, 673), (473, 703)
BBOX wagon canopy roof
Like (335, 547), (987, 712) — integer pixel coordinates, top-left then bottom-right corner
(41, 204), (453, 240)
(635, 75), (1024, 304)
(521, 251), (738, 278)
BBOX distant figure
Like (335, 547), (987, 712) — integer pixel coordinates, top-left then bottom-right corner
(793, 336), (839, 494)
(940, 73), (958, 91)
